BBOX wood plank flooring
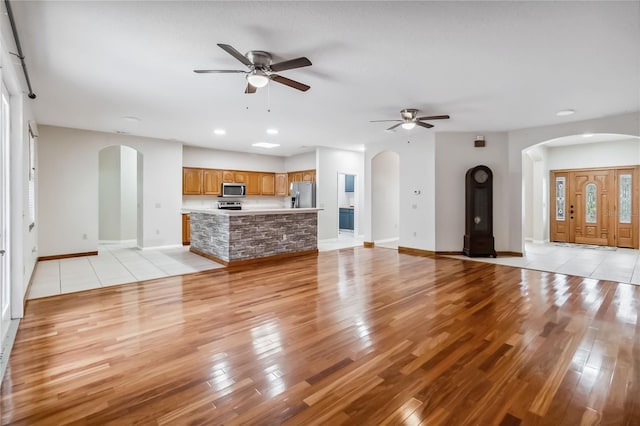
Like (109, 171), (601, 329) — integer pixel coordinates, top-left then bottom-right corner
(1, 247), (639, 425)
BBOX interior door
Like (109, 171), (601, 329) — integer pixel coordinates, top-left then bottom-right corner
(616, 166), (639, 248)
(550, 171), (570, 242)
(570, 169), (614, 246)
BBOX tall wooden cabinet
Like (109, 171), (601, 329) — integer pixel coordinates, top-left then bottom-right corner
(182, 214), (190, 245)
(183, 168), (203, 195)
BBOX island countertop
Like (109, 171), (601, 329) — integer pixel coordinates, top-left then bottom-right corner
(182, 207), (322, 216)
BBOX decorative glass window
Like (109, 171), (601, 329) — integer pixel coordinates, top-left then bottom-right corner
(586, 183), (597, 223)
(555, 177), (566, 221)
(620, 174), (632, 224)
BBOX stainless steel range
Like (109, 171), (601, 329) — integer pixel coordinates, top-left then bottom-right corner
(217, 200), (242, 210)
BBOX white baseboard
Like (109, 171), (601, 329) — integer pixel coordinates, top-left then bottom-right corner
(99, 239), (137, 245)
(139, 244), (184, 251)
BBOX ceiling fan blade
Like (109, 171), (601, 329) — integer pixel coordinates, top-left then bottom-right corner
(370, 119), (402, 123)
(270, 74), (310, 92)
(193, 69), (247, 74)
(217, 43), (253, 67)
(415, 121), (434, 129)
(386, 123), (403, 131)
(270, 57), (312, 72)
(417, 115), (450, 121)
(245, 83), (257, 94)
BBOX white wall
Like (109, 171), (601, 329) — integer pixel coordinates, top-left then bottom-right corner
(316, 148), (365, 240)
(371, 151), (399, 241)
(98, 146), (121, 240)
(364, 133), (436, 250)
(285, 151), (316, 171)
(183, 145), (285, 171)
(546, 139), (640, 170)
(38, 126), (183, 256)
(434, 132), (510, 251)
(121, 146), (138, 240)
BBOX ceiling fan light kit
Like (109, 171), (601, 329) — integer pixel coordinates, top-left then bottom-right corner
(371, 108), (450, 131)
(194, 43), (312, 94)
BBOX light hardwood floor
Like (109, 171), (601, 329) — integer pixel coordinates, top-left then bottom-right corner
(2, 247), (639, 425)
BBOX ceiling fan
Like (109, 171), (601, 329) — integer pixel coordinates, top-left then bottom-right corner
(194, 43), (312, 94)
(371, 109), (450, 131)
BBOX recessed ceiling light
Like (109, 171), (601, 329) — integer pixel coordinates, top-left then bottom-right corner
(556, 109), (575, 117)
(213, 129), (226, 135)
(252, 142), (280, 149)
(583, 133), (594, 138)
(266, 128), (279, 135)
(123, 116), (141, 123)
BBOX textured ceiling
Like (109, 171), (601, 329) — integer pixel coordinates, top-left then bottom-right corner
(7, 1), (640, 156)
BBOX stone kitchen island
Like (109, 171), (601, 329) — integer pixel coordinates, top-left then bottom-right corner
(188, 208), (321, 266)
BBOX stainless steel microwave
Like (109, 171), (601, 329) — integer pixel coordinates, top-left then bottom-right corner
(221, 182), (246, 198)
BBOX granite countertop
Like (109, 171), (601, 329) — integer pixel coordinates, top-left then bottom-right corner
(183, 207), (322, 215)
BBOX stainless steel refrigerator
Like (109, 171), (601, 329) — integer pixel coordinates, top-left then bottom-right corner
(290, 182), (316, 208)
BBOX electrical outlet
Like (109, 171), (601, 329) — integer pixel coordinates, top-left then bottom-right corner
(413, 231), (417, 237)
(82, 233), (87, 240)
(156, 229), (160, 235)
(412, 204), (417, 209)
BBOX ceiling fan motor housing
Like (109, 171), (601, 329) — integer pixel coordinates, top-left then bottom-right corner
(400, 108), (419, 122)
(245, 51), (272, 70)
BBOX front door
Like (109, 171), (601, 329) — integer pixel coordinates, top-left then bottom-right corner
(570, 169), (614, 246)
(550, 167), (638, 248)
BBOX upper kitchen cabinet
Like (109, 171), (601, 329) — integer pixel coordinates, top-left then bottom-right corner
(303, 170), (315, 182)
(275, 173), (288, 196)
(183, 167), (203, 195)
(234, 171), (249, 184)
(203, 169), (222, 195)
(261, 173), (276, 196)
(246, 172), (261, 195)
(222, 170), (235, 183)
(345, 174), (355, 192)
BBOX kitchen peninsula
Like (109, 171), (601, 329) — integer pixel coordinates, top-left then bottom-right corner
(189, 208), (320, 266)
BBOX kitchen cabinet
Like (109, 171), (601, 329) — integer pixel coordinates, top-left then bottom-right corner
(182, 213), (191, 245)
(183, 168), (203, 195)
(275, 173), (288, 196)
(222, 170), (235, 183)
(261, 173), (276, 196)
(233, 171), (249, 184)
(345, 174), (355, 192)
(287, 169), (315, 195)
(203, 169), (222, 195)
(339, 208), (354, 230)
(246, 172), (261, 195)
(303, 170), (315, 182)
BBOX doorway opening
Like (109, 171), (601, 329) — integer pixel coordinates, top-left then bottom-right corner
(98, 146), (143, 248)
(337, 172), (357, 237)
(371, 151), (399, 249)
(522, 134), (640, 253)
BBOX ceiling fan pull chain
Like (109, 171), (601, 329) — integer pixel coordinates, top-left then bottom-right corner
(267, 82), (271, 112)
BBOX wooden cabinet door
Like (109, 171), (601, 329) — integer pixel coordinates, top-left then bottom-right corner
(275, 173), (288, 196)
(234, 171), (249, 184)
(246, 172), (261, 195)
(302, 170), (315, 181)
(182, 214), (190, 245)
(222, 170), (235, 183)
(202, 169), (222, 195)
(183, 168), (203, 195)
(261, 173), (275, 196)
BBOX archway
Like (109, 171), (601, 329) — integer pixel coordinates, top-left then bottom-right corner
(371, 151), (400, 248)
(98, 145), (143, 247)
(523, 133), (640, 247)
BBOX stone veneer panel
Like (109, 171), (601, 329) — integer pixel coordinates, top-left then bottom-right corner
(190, 212), (317, 262)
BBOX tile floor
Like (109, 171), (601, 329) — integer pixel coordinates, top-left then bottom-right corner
(445, 242), (640, 285)
(29, 238), (640, 300)
(28, 243), (225, 299)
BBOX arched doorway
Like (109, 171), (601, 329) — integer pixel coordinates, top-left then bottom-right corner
(98, 145), (143, 247)
(371, 151), (400, 248)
